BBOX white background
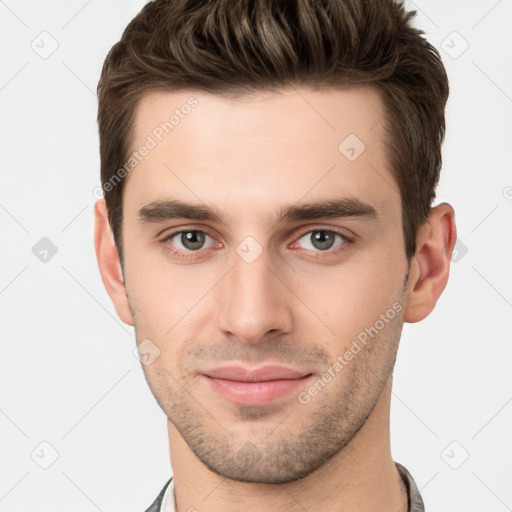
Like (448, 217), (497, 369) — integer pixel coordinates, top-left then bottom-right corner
(1, 1), (511, 511)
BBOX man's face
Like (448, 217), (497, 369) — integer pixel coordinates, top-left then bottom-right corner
(121, 86), (410, 483)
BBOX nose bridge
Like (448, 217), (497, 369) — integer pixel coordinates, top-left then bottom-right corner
(216, 242), (292, 342)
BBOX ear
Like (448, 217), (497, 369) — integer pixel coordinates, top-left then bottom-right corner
(93, 199), (134, 326)
(404, 203), (457, 323)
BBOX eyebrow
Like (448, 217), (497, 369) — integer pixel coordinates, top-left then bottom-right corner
(137, 197), (378, 225)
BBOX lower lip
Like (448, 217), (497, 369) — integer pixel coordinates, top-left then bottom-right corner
(202, 374), (313, 406)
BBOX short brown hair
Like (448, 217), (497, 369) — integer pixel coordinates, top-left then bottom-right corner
(97, 0), (449, 269)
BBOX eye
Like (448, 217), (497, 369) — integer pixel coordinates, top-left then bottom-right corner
(165, 230), (216, 253)
(294, 229), (350, 252)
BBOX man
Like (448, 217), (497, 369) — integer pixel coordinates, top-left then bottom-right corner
(93, 0), (456, 510)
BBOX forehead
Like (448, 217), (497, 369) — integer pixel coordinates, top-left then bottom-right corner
(123, 86), (399, 225)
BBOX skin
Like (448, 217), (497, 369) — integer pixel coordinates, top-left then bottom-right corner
(94, 86), (457, 511)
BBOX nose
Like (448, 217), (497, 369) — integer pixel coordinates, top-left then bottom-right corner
(216, 246), (293, 344)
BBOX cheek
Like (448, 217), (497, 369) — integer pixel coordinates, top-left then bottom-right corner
(124, 254), (216, 352)
(307, 256), (404, 345)
(127, 279), (189, 337)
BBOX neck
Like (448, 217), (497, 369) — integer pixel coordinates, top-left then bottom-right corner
(167, 376), (408, 512)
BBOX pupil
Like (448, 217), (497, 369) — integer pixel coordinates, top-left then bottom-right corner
(312, 231), (334, 250)
(182, 231), (204, 250)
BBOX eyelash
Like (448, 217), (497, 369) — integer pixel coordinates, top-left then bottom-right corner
(160, 227), (354, 260)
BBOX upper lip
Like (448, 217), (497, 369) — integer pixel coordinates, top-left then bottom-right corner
(202, 365), (312, 382)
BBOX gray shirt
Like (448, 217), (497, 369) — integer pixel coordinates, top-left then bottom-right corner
(143, 461), (425, 511)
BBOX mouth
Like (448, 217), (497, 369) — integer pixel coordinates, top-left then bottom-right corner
(200, 365), (314, 406)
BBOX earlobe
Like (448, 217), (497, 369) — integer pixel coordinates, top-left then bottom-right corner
(93, 199), (134, 326)
(403, 203), (457, 323)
